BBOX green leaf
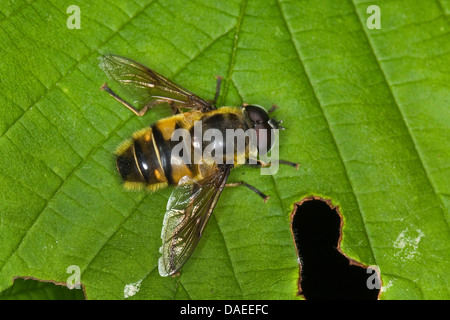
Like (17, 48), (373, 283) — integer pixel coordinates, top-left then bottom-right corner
(0, 278), (84, 300)
(0, 0), (449, 299)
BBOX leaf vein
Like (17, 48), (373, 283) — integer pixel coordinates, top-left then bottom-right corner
(218, 0), (248, 107)
(276, 0), (377, 264)
(0, 0), (157, 140)
(350, 0), (449, 231)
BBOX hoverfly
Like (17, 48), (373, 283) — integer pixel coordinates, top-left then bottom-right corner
(100, 55), (298, 277)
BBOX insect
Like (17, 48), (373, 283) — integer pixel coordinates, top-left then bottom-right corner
(100, 55), (298, 277)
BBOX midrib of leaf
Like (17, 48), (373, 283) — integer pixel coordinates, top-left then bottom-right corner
(349, 0), (449, 229)
(218, 0), (248, 108)
(275, 0), (377, 263)
(167, 0), (298, 299)
(172, 0), (249, 299)
(172, 28), (234, 77)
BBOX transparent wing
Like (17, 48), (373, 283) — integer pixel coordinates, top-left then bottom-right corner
(101, 54), (214, 111)
(158, 166), (232, 277)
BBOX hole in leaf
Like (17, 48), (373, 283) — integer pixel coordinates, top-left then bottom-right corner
(291, 197), (380, 300)
(0, 277), (85, 300)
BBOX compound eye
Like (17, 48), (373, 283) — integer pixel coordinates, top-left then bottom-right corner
(245, 105), (270, 125)
(243, 105), (275, 155)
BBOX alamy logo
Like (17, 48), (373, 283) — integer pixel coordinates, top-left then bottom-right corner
(66, 265), (81, 289)
(66, 5), (81, 29)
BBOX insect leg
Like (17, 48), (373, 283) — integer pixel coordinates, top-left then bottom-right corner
(100, 83), (149, 117)
(248, 158), (300, 170)
(211, 76), (223, 105)
(168, 100), (180, 115)
(268, 104), (278, 113)
(226, 181), (270, 202)
(279, 159), (300, 169)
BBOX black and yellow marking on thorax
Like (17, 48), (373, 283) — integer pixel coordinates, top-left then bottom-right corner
(200, 107), (251, 165)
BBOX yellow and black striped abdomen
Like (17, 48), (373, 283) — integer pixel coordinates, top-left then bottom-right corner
(115, 127), (170, 191)
(150, 115), (198, 185)
(115, 111), (202, 191)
